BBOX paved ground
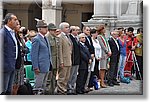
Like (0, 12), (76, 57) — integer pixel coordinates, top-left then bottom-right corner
(86, 79), (143, 95)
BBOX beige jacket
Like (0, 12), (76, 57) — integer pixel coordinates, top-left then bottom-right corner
(58, 33), (72, 67)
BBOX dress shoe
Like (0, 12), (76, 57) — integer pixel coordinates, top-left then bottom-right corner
(67, 92), (74, 95)
(82, 88), (90, 93)
(72, 92), (77, 95)
(67, 92), (73, 95)
(67, 90), (77, 95)
(88, 87), (94, 91)
(76, 91), (84, 94)
(113, 81), (120, 85)
(117, 81), (120, 83)
(107, 82), (114, 87)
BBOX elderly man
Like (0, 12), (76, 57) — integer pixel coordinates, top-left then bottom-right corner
(55, 22), (72, 95)
(31, 20), (52, 93)
(107, 30), (120, 86)
(46, 23), (60, 94)
(76, 33), (92, 94)
(67, 26), (80, 94)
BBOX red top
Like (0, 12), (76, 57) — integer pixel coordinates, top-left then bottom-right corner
(126, 36), (138, 54)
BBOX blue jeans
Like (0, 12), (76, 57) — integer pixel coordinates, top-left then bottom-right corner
(118, 55), (126, 79)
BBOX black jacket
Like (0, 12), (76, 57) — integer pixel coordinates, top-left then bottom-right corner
(69, 34), (80, 65)
(79, 43), (91, 70)
(108, 37), (120, 62)
(85, 36), (95, 54)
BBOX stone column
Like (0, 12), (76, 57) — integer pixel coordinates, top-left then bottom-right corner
(0, 2), (3, 28)
(94, 0), (116, 18)
(94, 0), (110, 16)
(83, 0), (142, 34)
(42, 0), (62, 27)
(83, 0), (117, 27)
(116, 0), (121, 18)
(117, 0), (143, 30)
(83, 0), (117, 36)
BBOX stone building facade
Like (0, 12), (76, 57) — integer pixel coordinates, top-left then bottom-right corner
(0, 0), (143, 32)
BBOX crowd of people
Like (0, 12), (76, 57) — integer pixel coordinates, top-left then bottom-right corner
(0, 13), (143, 95)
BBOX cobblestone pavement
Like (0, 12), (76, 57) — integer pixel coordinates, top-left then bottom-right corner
(86, 79), (143, 95)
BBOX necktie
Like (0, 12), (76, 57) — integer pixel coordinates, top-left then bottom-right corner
(75, 37), (78, 43)
(83, 44), (88, 50)
(65, 34), (69, 38)
(44, 37), (48, 47)
(86, 37), (91, 45)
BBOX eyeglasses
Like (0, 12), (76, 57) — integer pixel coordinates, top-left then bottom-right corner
(55, 30), (60, 32)
(86, 29), (90, 31)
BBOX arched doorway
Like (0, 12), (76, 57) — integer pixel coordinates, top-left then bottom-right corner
(28, 2), (42, 31)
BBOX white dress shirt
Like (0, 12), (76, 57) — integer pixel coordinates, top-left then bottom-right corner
(112, 37), (119, 51)
(5, 25), (18, 59)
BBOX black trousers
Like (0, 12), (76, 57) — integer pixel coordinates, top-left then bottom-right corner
(107, 56), (119, 83)
(76, 69), (88, 92)
(135, 55), (143, 80)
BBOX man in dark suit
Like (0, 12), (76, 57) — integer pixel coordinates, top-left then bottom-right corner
(0, 13), (18, 95)
(31, 20), (52, 93)
(83, 26), (95, 57)
(82, 26), (95, 90)
(67, 26), (80, 94)
(107, 30), (120, 86)
(76, 33), (92, 94)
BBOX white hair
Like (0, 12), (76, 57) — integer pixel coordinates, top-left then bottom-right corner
(59, 22), (69, 30)
(78, 33), (86, 39)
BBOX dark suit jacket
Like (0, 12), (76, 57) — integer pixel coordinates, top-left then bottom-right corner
(79, 43), (91, 70)
(108, 37), (120, 62)
(0, 27), (17, 72)
(85, 36), (95, 54)
(69, 34), (80, 65)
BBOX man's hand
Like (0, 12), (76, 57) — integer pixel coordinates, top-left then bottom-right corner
(34, 68), (40, 75)
(89, 59), (92, 64)
(91, 54), (95, 59)
(97, 58), (101, 61)
(107, 52), (112, 57)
